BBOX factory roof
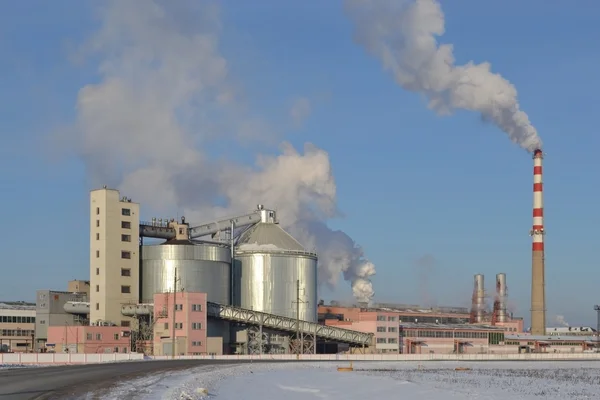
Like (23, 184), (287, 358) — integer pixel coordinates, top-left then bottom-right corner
(506, 334), (599, 342)
(400, 322), (505, 331)
(237, 222), (314, 254)
(546, 326), (596, 333)
(0, 301), (36, 310)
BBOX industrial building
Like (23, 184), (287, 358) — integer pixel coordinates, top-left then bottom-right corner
(0, 302), (36, 353)
(42, 187), (372, 355)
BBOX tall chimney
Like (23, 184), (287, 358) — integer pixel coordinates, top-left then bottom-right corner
(472, 274), (485, 323)
(496, 273), (508, 323)
(530, 149), (546, 335)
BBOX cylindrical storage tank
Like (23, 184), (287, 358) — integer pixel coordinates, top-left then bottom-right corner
(141, 240), (231, 341)
(141, 240), (231, 304)
(235, 222), (318, 322)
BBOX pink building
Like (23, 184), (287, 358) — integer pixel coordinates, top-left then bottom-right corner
(152, 292), (207, 356)
(46, 325), (131, 354)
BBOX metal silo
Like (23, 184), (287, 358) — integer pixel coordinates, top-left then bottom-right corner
(235, 213), (318, 323)
(140, 240), (231, 340)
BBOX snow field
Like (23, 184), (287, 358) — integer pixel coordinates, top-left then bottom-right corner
(93, 360), (600, 400)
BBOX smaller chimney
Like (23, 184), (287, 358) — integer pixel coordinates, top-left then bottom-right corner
(471, 274), (485, 323)
(496, 273), (508, 323)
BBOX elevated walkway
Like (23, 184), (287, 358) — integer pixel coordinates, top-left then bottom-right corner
(206, 302), (373, 347)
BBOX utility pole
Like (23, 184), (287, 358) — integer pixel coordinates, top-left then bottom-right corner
(291, 280), (308, 355)
(594, 305), (600, 351)
(171, 268), (178, 359)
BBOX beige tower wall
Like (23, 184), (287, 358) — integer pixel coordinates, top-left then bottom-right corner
(530, 251), (546, 335)
(89, 188), (140, 326)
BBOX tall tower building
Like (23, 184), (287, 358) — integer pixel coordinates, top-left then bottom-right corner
(89, 188), (140, 326)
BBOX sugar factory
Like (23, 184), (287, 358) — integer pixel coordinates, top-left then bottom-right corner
(2, 148), (599, 356)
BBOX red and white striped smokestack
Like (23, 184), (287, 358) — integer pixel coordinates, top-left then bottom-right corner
(530, 149), (546, 335)
(532, 150), (544, 251)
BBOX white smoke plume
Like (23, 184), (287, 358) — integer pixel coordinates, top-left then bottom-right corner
(554, 315), (570, 327)
(344, 0), (542, 152)
(59, 0), (375, 301)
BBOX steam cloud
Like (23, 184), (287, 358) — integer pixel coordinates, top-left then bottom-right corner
(344, 0), (542, 152)
(61, 0), (375, 302)
(554, 315), (570, 327)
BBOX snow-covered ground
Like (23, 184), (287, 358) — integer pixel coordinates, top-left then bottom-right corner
(88, 360), (600, 399)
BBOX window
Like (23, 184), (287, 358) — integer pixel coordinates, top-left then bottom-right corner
(175, 304), (183, 311)
(388, 338), (397, 343)
(192, 304), (202, 312)
(388, 316), (397, 322)
(376, 338), (386, 343)
(86, 333), (92, 340)
(121, 268), (131, 277)
(96, 250), (100, 258)
(122, 347), (127, 353)
(96, 333), (102, 340)
(96, 207), (100, 215)
(164, 323), (169, 330)
(376, 315), (386, 321)
(121, 251), (131, 259)
(121, 285), (131, 294)
(175, 322), (183, 330)
(96, 233), (100, 240)
(96, 220), (100, 227)
(114, 334), (119, 340)
(96, 268), (100, 275)
(40, 320), (46, 325)
(121, 234), (131, 242)
(114, 347), (119, 353)
(192, 322), (202, 330)
(96, 303), (99, 310)
(121, 221), (131, 229)
(96, 285), (99, 292)
(122, 208), (131, 216)
(121, 320), (130, 327)
(192, 341), (202, 346)
(388, 327), (397, 333)
(377, 326), (386, 332)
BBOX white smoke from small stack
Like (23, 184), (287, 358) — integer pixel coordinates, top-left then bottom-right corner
(343, 0), (542, 151)
(57, 0), (375, 302)
(554, 315), (569, 327)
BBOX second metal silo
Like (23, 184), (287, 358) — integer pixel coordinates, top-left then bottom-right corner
(234, 210), (318, 322)
(140, 239), (231, 346)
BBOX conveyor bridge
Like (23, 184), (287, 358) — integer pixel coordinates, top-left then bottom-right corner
(206, 302), (373, 347)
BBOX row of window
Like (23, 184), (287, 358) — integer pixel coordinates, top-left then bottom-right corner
(95, 220), (132, 229)
(1, 329), (34, 337)
(163, 322), (203, 330)
(96, 207), (132, 217)
(376, 338), (398, 344)
(95, 250), (134, 259)
(377, 326), (397, 333)
(86, 333), (128, 341)
(191, 341), (202, 346)
(376, 315), (468, 324)
(401, 330), (491, 339)
(505, 341), (585, 346)
(172, 304), (203, 312)
(0, 316), (35, 323)
(94, 268), (131, 277)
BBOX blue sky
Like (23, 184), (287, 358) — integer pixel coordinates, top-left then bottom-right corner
(1, 0), (599, 326)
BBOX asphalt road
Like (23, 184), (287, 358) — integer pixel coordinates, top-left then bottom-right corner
(0, 359), (265, 400)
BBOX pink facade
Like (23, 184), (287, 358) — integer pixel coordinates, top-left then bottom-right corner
(495, 319), (524, 333)
(46, 326), (131, 354)
(152, 292), (207, 356)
